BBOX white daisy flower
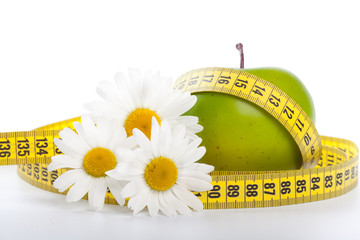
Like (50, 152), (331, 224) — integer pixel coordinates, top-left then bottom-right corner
(84, 68), (202, 140)
(48, 115), (135, 210)
(106, 117), (214, 216)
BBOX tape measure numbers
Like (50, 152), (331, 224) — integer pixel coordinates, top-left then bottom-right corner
(201, 139), (358, 209)
(174, 67), (322, 169)
(172, 67), (358, 208)
(0, 116), (80, 166)
(1, 67), (358, 209)
(15, 133), (358, 209)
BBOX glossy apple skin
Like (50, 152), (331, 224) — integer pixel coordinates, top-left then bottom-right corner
(185, 68), (316, 171)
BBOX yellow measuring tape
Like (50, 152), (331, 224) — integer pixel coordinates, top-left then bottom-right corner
(1, 67), (358, 209)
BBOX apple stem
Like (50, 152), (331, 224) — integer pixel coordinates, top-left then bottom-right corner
(236, 43), (244, 69)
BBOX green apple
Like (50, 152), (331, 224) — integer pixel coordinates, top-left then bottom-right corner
(185, 68), (316, 171)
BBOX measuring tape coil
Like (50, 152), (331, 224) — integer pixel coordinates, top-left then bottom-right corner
(0, 67), (357, 209)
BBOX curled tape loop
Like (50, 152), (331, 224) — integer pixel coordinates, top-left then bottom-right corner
(1, 67), (358, 209)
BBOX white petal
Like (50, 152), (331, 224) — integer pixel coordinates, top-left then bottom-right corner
(171, 137), (192, 163)
(95, 117), (111, 148)
(48, 155), (83, 171)
(147, 190), (160, 216)
(163, 190), (191, 215)
(146, 86), (166, 110)
(106, 166), (143, 181)
(127, 68), (143, 107)
(59, 128), (89, 155)
(159, 191), (177, 216)
(128, 68), (143, 82)
(172, 184), (204, 212)
(133, 128), (152, 154)
(175, 118), (204, 135)
(73, 121), (91, 147)
(106, 177), (126, 206)
(105, 169), (123, 180)
(108, 124), (128, 150)
(158, 120), (171, 156)
(118, 159), (146, 173)
(53, 138), (83, 158)
(129, 187), (151, 215)
(88, 177), (107, 210)
(135, 149), (153, 164)
(53, 169), (87, 192)
(114, 73), (135, 111)
(187, 124), (203, 134)
(121, 178), (146, 198)
(176, 115), (198, 126)
(177, 177), (213, 192)
(97, 81), (117, 103)
(117, 136), (138, 150)
(177, 146), (206, 166)
(141, 71), (156, 107)
(144, 73), (172, 110)
(170, 124), (186, 151)
(158, 93), (197, 119)
(65, 175), (93, 202)
(155, 91), (182, 118)
(114, 72), (128, 88)
(115, 147), (137, 163)
(79, 115), (97, 148)
(189, 163), (215, 174)
(188, 137), (202, 148)
(150, 117), (160, 157)
(97, 81), (131, 112)
(178, 170), (212, 182)
(186, 131), (203, 141)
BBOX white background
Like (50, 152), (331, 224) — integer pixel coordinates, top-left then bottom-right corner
(0, 0), (359, 239)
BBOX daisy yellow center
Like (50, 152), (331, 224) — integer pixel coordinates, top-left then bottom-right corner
(144, 157), (178, 191)
(83, 147), (117, 177)
(124, 108), (161, 139)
